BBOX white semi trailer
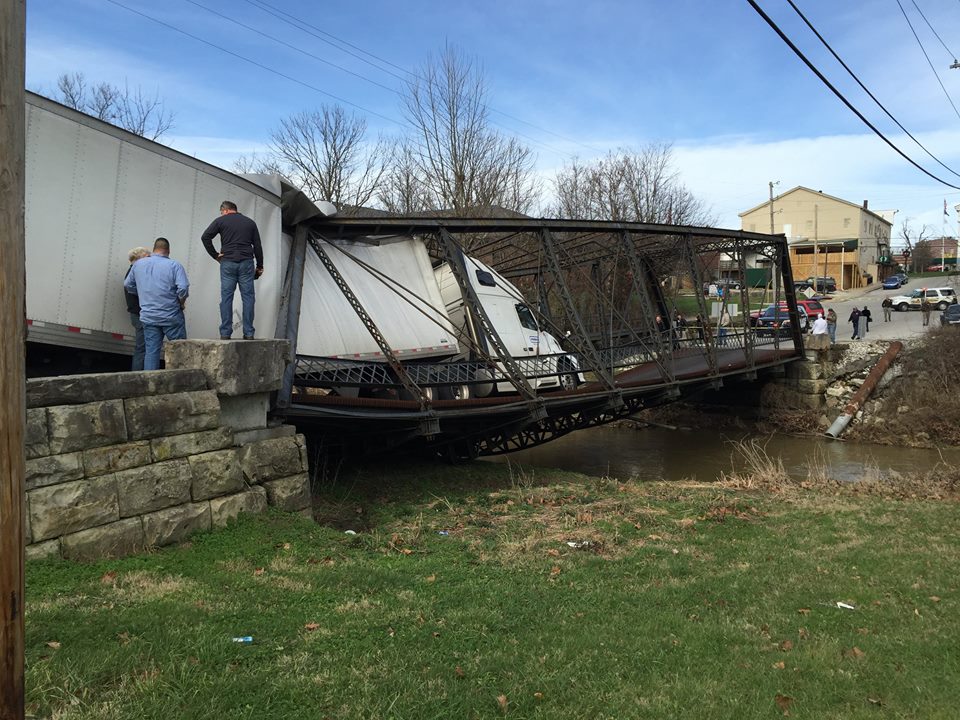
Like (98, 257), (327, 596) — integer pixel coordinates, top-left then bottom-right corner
(24, 92), (579, 396)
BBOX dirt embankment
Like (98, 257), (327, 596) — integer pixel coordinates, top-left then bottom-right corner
(631, 328), (960, 448)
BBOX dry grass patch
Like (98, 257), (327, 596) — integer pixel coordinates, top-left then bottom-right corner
(108, 570), (194, 601)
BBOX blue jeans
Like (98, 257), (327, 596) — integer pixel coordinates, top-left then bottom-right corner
(130, 313), (145, 371)
(143, 315), (187, 370)
(828, 323), (836, 344)
(220, 259), (256, 338)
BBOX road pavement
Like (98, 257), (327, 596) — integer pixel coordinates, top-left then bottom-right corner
(808, 275), (960, 343)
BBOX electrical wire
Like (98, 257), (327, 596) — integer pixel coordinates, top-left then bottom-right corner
(895, 0), (960, 121)
(909, 0), (959, 61)
(239, 0), (603, 156)
(183, 0), (403, 96)
(104, 0), (404, 126)
(745, 0), (960, 190)
(785, 0), (960, 180)
(243, 0), (414, 82)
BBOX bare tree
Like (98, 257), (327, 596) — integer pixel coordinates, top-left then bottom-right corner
(397, 44), (539, 216)
(377, 139), (433, 214)
(899, 218), (932, 273)
(551, 144), (713, 226)
(266, 106), (387, 210)
(53, 72), (175, 141)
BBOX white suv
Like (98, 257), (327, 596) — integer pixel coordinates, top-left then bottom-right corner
(888, 287), (958, 311)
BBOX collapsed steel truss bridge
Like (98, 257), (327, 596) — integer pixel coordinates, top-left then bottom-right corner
(271, 214), (804, 458)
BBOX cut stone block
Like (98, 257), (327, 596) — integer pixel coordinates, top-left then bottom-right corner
(114, 459), (192, 517)
(189, 449), (245, 501)
(164, 339), (290, 396)
(263, 473), (311, 512)
(26, 540), (61, 561)
(142, 503), (211, 547)
(83, 441), (152, 478)
(61, 518), (144, 561)
(26, 369), (208, 408)
(124, 391), (220, 440)
(25, 452), (84, 491)
(47, 399), (127, 454)
(239, 436), (304, 484)
(29, 478), (119, 542)
(151, 427), (233, 462)
(209, 487), (268, 528)
(232, 425), (295, 446)
(218, 393), (269, 431)
(25, 408), (49, 459)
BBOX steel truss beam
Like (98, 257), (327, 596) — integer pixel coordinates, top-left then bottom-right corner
(308, 234), (432, 412)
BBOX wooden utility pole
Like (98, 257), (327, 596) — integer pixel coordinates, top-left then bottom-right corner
(0, 1), (27, 718)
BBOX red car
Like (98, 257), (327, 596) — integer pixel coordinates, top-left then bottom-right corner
(749, 299), (824, 326)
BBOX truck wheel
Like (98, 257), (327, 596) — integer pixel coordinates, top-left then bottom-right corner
(897, 303), (908, 312)
(557, 360), (579, 391)
(938, 301), (948, 311)
(439, 384), (471, 400)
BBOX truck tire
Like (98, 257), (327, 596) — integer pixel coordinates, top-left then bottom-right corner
(557, 359), (579, 392)
(439, 384), (471, 401)
(938, 301), (948, 311)
(897, 302), (909, 312)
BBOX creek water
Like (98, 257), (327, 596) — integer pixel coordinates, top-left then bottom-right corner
(484, 425), (955, 483)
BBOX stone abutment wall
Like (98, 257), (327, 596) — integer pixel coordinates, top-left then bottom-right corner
(24, 340), (310, 561)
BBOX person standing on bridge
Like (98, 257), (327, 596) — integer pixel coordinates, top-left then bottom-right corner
(717, 309), (731, 346)
(921, 300), (932, 326)
(881, 297), (893, 322)
(848, 306), (861, 340)
(861, 306), (872, 335)
(826, 307), (837, 344)
(123, 237), (189, 370)
(201, 200), (264, 340)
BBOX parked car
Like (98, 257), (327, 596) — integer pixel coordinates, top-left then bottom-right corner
(893, 273), (909, 285)
(926, 264), (946, 272)
(702, 278), (742, 295)
(888, 287), (959, 311)
(881, 276), (902, 290)
(755, 305), (810, 336)
(749, 299), (822, 326)
(805, 276), (837, 292)
(940, 304), (960, 326)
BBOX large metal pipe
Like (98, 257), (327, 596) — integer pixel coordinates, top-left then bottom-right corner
(825, 341), (903, 438)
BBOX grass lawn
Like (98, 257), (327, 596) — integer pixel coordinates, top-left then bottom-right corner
(26, 461), (960, 719)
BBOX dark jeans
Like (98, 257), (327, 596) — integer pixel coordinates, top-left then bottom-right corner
(130, 313), (145, 371)
(220, 259), (256, 338)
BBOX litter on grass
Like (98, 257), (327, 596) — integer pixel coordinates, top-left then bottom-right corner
(836, 602), (856, 610)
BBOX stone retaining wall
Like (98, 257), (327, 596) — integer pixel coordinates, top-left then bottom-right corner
(24, 340), (310, 562)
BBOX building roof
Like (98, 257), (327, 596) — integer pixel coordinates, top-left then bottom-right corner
(738, 185), (893, 226)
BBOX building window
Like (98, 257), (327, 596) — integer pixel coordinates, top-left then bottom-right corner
(843, 218), (851, 228)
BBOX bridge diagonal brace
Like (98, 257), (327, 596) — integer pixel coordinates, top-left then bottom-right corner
(437, 228), (545, 420)
(733, 237), (757, 371)
(308, 234), (433, 413)
(539, 228), (617, 392)
(681, 233), (719, 378)
(620, 231), (674, 383)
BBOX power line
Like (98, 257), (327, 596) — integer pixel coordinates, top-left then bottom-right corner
(242, 0), (413, 82)
(104, 0), (405, 126)
(183, 0), (403, 96)
(909, 0), (958, 62)
(745, 0), (960, 190)
(239, 0), (604, 156)
(895, 0), (960, 121)
(784, 0), (960, 180)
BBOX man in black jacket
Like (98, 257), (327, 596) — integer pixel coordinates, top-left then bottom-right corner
(201, 200), (264, 339)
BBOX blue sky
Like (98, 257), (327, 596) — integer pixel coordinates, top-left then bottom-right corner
(25, 0), (960, 244)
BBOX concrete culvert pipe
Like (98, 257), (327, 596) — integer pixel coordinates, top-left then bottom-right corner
(825, 341), (903, 439)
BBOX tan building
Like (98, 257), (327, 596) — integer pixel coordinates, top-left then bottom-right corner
(739, 186), (894, 289)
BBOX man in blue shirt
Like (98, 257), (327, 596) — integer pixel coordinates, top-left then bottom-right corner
(201, 200), (263, 340)
(123, 237), (190, 370)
